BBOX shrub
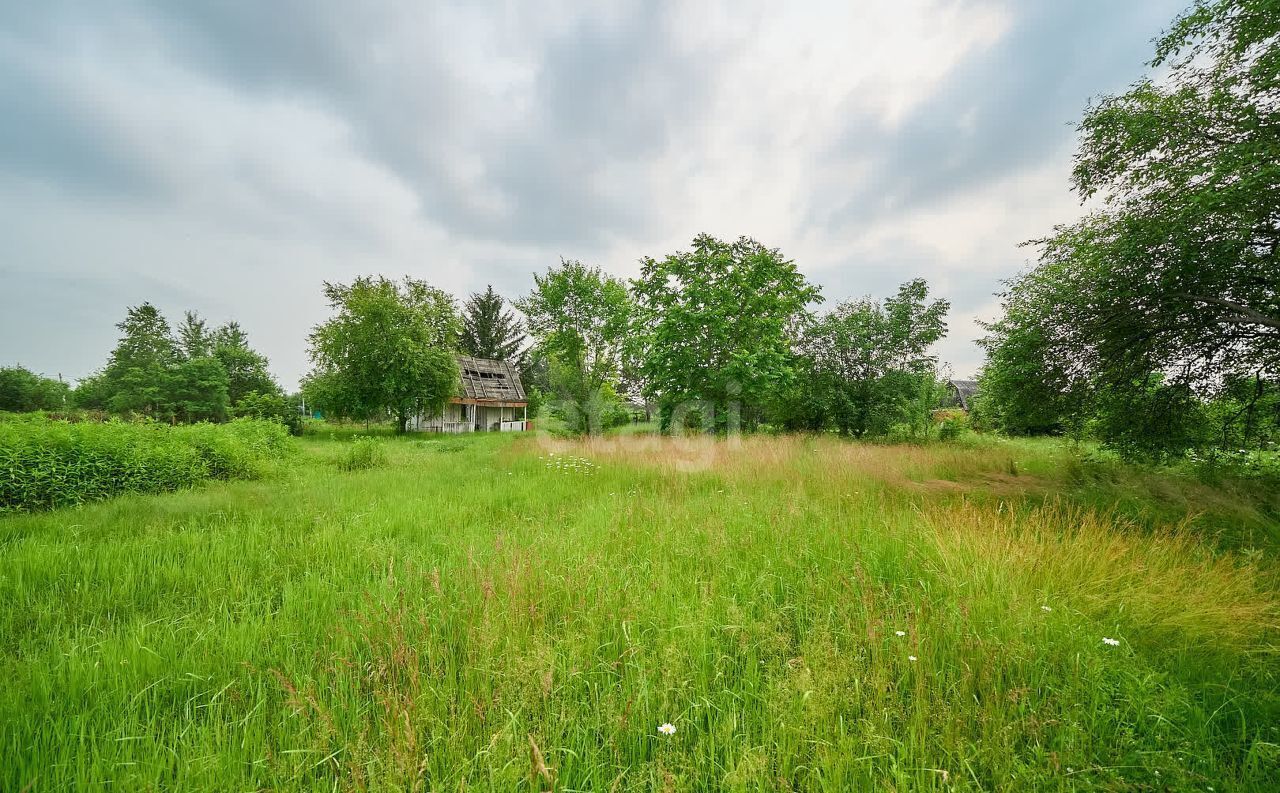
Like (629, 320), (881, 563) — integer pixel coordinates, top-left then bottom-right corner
(232, 390), (304, 436)
(0, 418), (292, 513)
(176, 419), (293, 480)
(935, 409), (971, 441)
(339, 437), (388, 472)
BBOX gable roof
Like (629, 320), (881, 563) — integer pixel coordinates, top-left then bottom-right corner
(948, 379), (979, 410)
(457, 355), (526, 402)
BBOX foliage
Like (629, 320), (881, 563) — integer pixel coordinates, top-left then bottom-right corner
(78, 305), (280, 423)
(935, 408), (971, 441)
(797, 279), (949, 437)
(177, 310), (213, 359)
(983, 0), (1280, 457)
(211, 321), (280, 406)
(338, 436), (388, 471)
(167, 355), (230, 424)
(516, 260), (632, 435)
(0, 417), (290, 513)
(459, 285), (526, 363)
(975, 262), (1090, 436)
(0, 366), (70, 413)
(631, 234), (822, 432)
(2, 434), (1277, 790)
(234, 390), (304, 436)
(102, 302), (178, 417)
(306, 276), (461, 433)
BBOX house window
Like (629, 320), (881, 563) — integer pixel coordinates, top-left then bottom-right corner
(459, 404), (469, 420)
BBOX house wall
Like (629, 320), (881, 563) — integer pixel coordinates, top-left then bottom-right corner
(410, 402), (528, 433)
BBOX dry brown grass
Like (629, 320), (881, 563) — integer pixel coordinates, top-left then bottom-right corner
(921, 500), (1280, 649)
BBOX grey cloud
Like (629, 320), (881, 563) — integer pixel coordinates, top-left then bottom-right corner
(820, 0), (1185, 230)
(0, 0), (1191, 387)
(123, 0), (719, 247)
(0, 50), (159, 198)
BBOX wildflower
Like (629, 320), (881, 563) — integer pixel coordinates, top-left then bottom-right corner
(895, 630), (906, 637)
(1041, 605), (1052, 612)
(658, 722), (676, 736)
(908, 655), (918, 662)
(1103, 637), (1120, 646)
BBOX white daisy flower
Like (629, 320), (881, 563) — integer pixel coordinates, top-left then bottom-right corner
(1041, 605), (1052, 612)
(1103, 637), (1120, 646)
(895, 631), (906, 637)
(908, 655), (918, 662)
(658, 722), (676, 736)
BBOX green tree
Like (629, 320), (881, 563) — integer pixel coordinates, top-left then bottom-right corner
(975, 262), (1090, 436)
(460, 285), (526, 362)
(803, 279), (949, 437)
(101, 302), (178, 417)
(516, 260), (632, 435)
(234, 389), (304, 435)
(177, 311), (213, 359)
(631, 234), (821, 433)
(306, 276), (461, 433)
(987, 0), (1280, 456)
(212, 321), (279, 406)
(0, 366), (70, 412)
(169, 355), (230, 423)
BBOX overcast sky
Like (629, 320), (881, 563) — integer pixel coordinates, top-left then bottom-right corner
(1, 0), (1186, 390)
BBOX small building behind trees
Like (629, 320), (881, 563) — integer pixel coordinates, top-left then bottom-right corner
(946, 379), (980, 411)
(411, 355), (529, 432)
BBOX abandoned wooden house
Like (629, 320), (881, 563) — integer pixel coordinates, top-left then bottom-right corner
(410, 355), (530, 433)
(947, 379), (980, 411)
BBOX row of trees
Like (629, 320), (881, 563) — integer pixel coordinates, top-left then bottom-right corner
(299, 236), (954, 438)
(977, 0), (1280, 460)
(4, 303), (298, 430)
(0, 366), (70, 413)
(518, 235), (952, 436)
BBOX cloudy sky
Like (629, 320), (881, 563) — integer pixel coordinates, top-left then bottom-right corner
(1, 0), (1186, 389)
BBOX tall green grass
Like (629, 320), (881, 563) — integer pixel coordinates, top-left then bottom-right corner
(0, 417), (292, 513)
(0, 433), (1276, 790)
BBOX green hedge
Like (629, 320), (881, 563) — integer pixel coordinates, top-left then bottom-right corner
(0, 418), (292, 513)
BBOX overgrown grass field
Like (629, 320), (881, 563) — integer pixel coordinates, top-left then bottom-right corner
(2, 431), (1278, 790)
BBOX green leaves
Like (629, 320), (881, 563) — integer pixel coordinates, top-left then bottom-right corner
(517, 260), (632, 434)
(985, 0), (1280, 458)
(0, 366), (69, 413)
(801, 280), (950, 437)
(630, 234), (821, 431)
(305, 276), (462, 432)
(460, 285), (526, 362)
(0, 418), (291, 513)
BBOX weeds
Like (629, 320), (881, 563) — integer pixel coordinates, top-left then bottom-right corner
(1, 432), (1277, 790)
(338, 436), (388, 471)
(0, 417), (292, 513)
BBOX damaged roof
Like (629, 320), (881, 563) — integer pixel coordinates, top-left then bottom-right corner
(457, 355), (526, 402)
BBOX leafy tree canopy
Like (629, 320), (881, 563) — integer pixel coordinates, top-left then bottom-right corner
(631, 234), (821, 432)
(102, 302), (178, 417)
(0, 366), (70, 413)
(801, 279), (949, 437)
(981, 0), (1280, 457)
(306, 276), (461, 432)
(516, 260), (632, 434)
(211, 320), (279, 405)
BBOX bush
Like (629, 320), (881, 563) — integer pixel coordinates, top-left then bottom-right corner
(0, 418), (292, 513)
(339, 437), (388, 472)
(233, 390), (304, 436)
(935, 409), (970, 441)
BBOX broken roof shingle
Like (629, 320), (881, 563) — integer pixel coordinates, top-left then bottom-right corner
(457, 355), (526, 402)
